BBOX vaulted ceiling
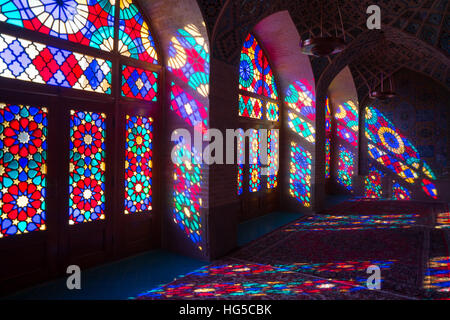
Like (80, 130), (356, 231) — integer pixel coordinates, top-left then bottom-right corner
(197, 0), (449, 101)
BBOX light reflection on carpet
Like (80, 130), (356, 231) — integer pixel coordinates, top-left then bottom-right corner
(283, 214), (419, 232)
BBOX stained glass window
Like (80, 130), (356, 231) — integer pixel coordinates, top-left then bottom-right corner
(249, 130), (260, 193)
(170, 83), (208, 133)
(237, 33), (279, 195)
(168, 24), (209, 97)
(121, 65), (158, 101)
(69, 110), (106, 225)
(0, 0), (115, 51)
(337, 145), (354, 191)
(0, 103), (47, 237)
(239, 33), (276, 99)
(267, 129), (279, 189)
(266, 102), (279, 121)
(0, 34), (112, 94)
(124, 115), (152, 214)
(238, 95), (263, 119)
(289, 142), (312, 208)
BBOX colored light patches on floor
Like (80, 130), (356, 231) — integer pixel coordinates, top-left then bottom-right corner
(368, 144), (418, 184)
(392, 181), (411, 200)
(187, 264), (294, 277)
(172, 138), (203, 250)
(0, 34), (112, 94)
(238, 94), (262, 119)
(281, 260), (394, 275)
(337, 146), (354, 191)
(0, 103), (47, 238)
(423, 257), (450, 293)
(69, 110), (106, 225)
(118, 0), (158, 64)
(365, 106), (420, 169)
(239, 33), (277, 99)
(0, 0), (115, 51)
(289, 142), (312, 208)
(124, 115), (152, 214)
(436, 210), (450, 229)
(285, 80), (316, 121)
(170, 83), (208, 133)
(364, 168), (383, 199)
(121, 65), (158, 101)
(287, 111), (315, 143)
(421, 179), (438, 199)
(284, 214), (419, 232)
(267, 129), (279, 189)
(138, 278), (365, 299)
(168, 24), (209, 97)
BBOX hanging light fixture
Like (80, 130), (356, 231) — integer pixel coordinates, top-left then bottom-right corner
(369, 35), (396, 100)
(300, 0), (347, 56)
(369, 73), (396, 100)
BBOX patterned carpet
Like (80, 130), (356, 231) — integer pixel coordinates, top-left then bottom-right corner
(137, 200), (450, 300)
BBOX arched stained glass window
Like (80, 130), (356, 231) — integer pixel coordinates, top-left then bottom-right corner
(237, 33), (279, 196)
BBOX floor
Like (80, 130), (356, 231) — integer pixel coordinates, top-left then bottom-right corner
(137, 199), (450, 300)
(4, 209), (307, 300)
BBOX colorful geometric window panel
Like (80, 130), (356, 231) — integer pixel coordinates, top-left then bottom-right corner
(0, 34), (112, 94)
(124, 115), (153, 214)
(335, 102), (358, 132)
(0, 103), (47, 238)
(368, 143), (418, 184)
(121, 65), (158, 101)
(392, 181), (411, 200)
(249, 130), (260, 192)
(337, 125), (357, 146)
(266, 102), (279, 121)
(365, 106), (420, 167)
(364, 168), (383, 199)
(69, 110), (106, 225)
(267, 129), (279, 189)
(289, 142), (312, 207)
(249, 164), (261, 193)
(237, 164), (243, 196)
(238, 95), (263, 119)
(421, 179), (438, 199)
(422, 162), (437, 180)
(170, 83), (208, 133)
(0, 0), (115, 51)
(285, 80), (316, 121)
(119, 0), (158, 64)
(337, 145), (354, 191)
(325, 138), (331, 179)
(288, 110), (315, 143)
(239, 33), (276, 98)
(172, 138), (203, 250)
(168, 24), (209, 97)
